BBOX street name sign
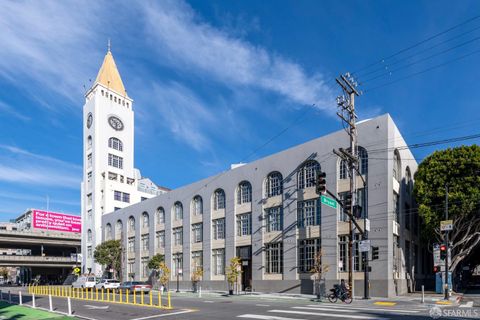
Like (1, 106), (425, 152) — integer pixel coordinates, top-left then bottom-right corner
(321, 195), (337, 209)
(440, 220), (453, 231)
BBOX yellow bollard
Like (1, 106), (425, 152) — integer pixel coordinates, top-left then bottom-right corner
(113, 289), (116, 302)
(149, 291), (152, 306)
(167, 291), (171, 309)
(96, 288), (98, 301)
(158, 290), (162, 308)
(91, 287), (94, 300)
(141, 291), (144, 305)
(126, 290), (129, 304)
(119, 289), (122, 303)
(108, 289), (111, 302)
(133, 290), (136, 305)
(102, 288), (104, 301)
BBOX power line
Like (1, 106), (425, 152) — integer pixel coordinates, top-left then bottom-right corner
(352, 14), (480, 75)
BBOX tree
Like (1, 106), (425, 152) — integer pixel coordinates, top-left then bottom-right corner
(158, 262), (170, 290)
(310, 250), (330, 299)
(191, 267), (203, 293)
(0, 267), (8, 280)
(414, 145), (480, 272)
(226, 257), (242, 295)
(94, 240), (122, 279)
(148, 254), (164, 288)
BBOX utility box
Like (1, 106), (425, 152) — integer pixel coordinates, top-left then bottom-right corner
(435, 272), (452, 294)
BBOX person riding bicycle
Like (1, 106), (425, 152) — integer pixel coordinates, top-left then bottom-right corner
(339, 279), (349, 296)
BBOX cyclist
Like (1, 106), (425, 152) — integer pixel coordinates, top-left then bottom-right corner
(339, 279), (349, 296)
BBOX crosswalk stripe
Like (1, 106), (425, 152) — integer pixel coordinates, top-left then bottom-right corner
(293, 306), (358, 313)
(238, 315), (304, 320)
(268, 309), (388, 320)
(304, 304), (422, 313)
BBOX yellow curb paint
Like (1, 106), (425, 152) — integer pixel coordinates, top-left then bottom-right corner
(374, 301), (397, 306)
(436, 301), (452, 305)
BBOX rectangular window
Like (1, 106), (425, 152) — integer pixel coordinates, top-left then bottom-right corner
(266, 207), (283, 232)
(192, 223), (203, 243)
(393, 235), (399, 273)
(339, 189), (367, 221)
(405, 202), (411, 230)
(87, 171), (92, 189)
(141, 234), (149, 251)
(173, 253), (183, 275)
(114, 191), (121, 201)
(87, 153), (92, 168)
(192, 251), (203, 271)
(298, 238), (320, 273)
(108, 153), (123, 169)
(87, 193), (92, 206)
(87, 210), (92, 220)
(87, 246), (92, 258)
(297, 199), (320, 227)
(236, 213), (252, 236)
(123, 192), (130, 203)
(212, 218), (225, 240)
(128, 237), (135, 253)
(141, 257), (149, 278)
(212, 249), (225, 275)
(353, 234), (364, 272)
(338, 235), (364, 272)
(265, 242), (283, 274)
(173, 227), (183, 246)
(128, 259), (135, 275)
(339, 236), (348, 272)
(393, 192), (400, 223)
(156, 231), (165, 248)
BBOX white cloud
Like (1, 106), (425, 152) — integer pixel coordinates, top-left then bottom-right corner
(141, 0), (336, 109)
(0, 145), (81, 189)
(0, 101), (30, 122)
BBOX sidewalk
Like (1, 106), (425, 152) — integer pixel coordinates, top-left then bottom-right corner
(169, 289), (462, 305)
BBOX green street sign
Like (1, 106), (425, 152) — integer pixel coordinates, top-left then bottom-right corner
(321, 195), (337, 209)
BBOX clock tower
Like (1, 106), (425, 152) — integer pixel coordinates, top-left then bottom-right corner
(81, 47), (159, 276)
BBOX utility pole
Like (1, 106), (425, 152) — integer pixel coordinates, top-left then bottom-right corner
(335, 73), (361, 300)
(444, 185), (449, 300)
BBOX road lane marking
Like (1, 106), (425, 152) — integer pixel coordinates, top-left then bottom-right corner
(293, 306), (358, 313)
(256, 304), (271, 307)
(84, 304), (109, 310)
(460, 301), (474, 308)
(304, 304), (421, 313)
(268, 309), (387, 319)
(373, 302), (396, 306)
(204, 300), (215, 303)
(130, 309), (195, 320)
(238, 315), (304, 320)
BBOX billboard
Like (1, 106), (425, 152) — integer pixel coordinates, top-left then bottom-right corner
(32, 210), (81, 233)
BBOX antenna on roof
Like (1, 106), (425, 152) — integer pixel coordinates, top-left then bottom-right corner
(107, 38), (111, 52)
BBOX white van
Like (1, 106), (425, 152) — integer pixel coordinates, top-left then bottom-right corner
(72, 276), (97, 288)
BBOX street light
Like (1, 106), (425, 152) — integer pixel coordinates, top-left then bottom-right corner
(176, 269), (183, 293)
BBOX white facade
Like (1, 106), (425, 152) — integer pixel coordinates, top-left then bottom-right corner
(81, 49), (167, 275)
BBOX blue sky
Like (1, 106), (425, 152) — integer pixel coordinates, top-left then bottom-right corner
(0, 0), (479, 220)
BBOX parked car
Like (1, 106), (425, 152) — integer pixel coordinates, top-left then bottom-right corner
(95, 279), (120, 290)
(72, 276), (97, 289)
(118, 281), (152, 293)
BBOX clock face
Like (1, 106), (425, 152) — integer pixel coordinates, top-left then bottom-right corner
(87, 113), (93, 129)
(108, 116), (124, 131)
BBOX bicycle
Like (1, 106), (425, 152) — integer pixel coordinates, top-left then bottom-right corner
(327, 284), (352, 304)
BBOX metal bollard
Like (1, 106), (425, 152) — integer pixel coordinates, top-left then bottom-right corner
(8, 291), (11, 303)
(96, 288), (98, 301)
(67, 297), (72, 316)
(158, 290), (162, 308)
(167, 291), (171, 309)
(421, 285), (425, 304)
(141, 291), (144, 305)
(49, 294), (53, 312)
(199, 285), (202, 298)
(133, 290), (136, 304)
(32, 293), (36, 308)
(150, 291), (153, 306)
(19, 291), (22, 305)
(119, 289), (123, 303)
(126, 290), (129, 304)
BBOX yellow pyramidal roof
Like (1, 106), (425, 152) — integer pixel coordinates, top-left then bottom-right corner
(95, 49), (127, 96)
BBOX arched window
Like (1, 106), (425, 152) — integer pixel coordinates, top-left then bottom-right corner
(339, 160), (348, 179)
(115, 220), (123, 239)
(156, 207), (165, 224)
(237, 181), (252, 204)
(87, 229), (92, 242)
(405, 167), (412, 194)
(142, 212), (149, 229)
(174, 202), (183, 220)
(214, 189), (225, 210)
(265, 172), (283, 197)
(193, 196), (203, 215)
(298, 160), (320, 189)
(358, 146), (368, 175)
(393, 150), (401, 181)
(108, 137), (123, 151)
(128, 216), (135, 233)
(105, 223), (112, 241)
(87, 136), (92, 148)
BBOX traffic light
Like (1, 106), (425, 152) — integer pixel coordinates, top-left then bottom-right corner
(343, 192), (352, 216)
(316, 171), (327, 195)
(371, 246), (379, 260)
(440, 244), (447, 260)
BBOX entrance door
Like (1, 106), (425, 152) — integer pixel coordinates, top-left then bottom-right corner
(236, 246), (252, 291)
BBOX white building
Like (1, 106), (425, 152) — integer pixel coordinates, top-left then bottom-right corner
(81, 48), (168, 275)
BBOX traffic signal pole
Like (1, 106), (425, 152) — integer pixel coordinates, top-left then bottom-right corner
(444, 185), (449, 300)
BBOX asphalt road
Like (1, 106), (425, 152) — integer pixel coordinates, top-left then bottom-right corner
(0, 287), (458, 320)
